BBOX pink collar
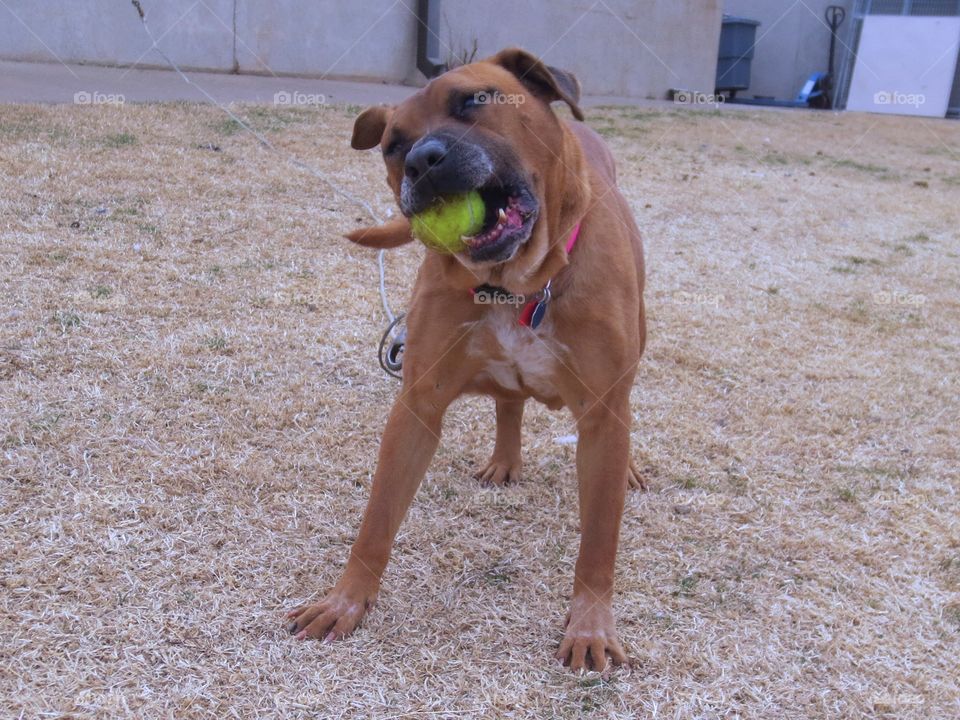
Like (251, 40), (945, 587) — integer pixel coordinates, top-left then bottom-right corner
(518, 221), (581, 328)
(564, 221), (582, 254)
(470, 221), (582, 329)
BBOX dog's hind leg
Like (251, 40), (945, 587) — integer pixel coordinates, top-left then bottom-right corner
(474, 398), (524, 486)
(626, 458), (648, 491)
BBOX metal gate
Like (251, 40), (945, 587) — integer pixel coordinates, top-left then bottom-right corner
(835, 0), (960, 115)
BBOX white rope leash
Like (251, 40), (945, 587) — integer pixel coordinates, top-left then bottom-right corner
(376, 249), (396, 323)
(129, 0), (397, 323)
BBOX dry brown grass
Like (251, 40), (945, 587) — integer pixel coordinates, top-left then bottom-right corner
(1, 100), (959, 719)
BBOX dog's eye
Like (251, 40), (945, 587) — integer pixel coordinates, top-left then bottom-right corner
(455, 91), (490, 118)
(383, 137), (404, 156)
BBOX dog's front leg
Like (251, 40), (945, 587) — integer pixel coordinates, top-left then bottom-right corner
(557, 390), (632, 671)
(286, 389), (446, 641)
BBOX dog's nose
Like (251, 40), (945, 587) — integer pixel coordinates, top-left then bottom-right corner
(404, 138), (448, 181)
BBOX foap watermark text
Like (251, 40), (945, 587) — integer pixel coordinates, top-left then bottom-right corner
(673, 291), (725, 308)
(74, 91), (125, 106)
(274, 90), (327, 107)
(873, 90), (925, 109)
(474, 90), (525, 107)
(873, 291), (926, 307)
(674, 90), (724, 107)
(474, 288), (528, 307)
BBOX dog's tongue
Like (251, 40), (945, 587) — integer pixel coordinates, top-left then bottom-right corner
(464, 199), (523, 249)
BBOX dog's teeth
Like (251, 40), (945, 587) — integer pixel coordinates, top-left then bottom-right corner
(498, 208), (507, 223)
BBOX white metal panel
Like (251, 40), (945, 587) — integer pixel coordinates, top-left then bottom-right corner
(846, 15), (960, 116)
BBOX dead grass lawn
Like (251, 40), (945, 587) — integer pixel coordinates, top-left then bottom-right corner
(1, 101), (959, 718)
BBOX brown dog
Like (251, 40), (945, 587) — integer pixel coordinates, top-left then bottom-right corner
(286, 48), (646, 672)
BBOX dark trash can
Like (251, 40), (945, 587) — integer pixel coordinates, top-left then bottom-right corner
(716, 15), (761, 94)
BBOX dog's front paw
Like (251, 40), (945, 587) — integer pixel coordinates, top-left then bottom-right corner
(285, 579), (378, 642)
(556, 597), (629, 672)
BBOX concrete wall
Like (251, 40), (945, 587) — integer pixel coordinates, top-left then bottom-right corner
(0, 0), (236, 71)
(235, 1), (418, 82)
(0, 0), (722, 97)
(722, 0), (855, 99)
(0, 0), (416, 82)
(441, 0), (724, 98)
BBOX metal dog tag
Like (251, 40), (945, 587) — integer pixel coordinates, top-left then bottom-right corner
(529, 301), (548, 329)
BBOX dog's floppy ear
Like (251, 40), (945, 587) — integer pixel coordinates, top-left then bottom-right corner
(345, 216), (414, 249)
(490, 48), (584, 121)
(351, 105), (392, 150)
(348, 106), (411, 248)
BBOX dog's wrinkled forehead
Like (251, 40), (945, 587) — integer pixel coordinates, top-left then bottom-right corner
(350, 49), (583, 158)
(381, 64), (538, 162)
(399, 64), (527, 123)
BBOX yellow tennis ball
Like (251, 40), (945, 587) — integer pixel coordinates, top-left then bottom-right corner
(410, 191), (485, 253)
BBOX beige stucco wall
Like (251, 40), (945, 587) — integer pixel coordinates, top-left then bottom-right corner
(0, 0), (723, 98)
(441, 0), (724, 98)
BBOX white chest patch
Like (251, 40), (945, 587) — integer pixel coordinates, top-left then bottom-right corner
(468, 309), (565, 398)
